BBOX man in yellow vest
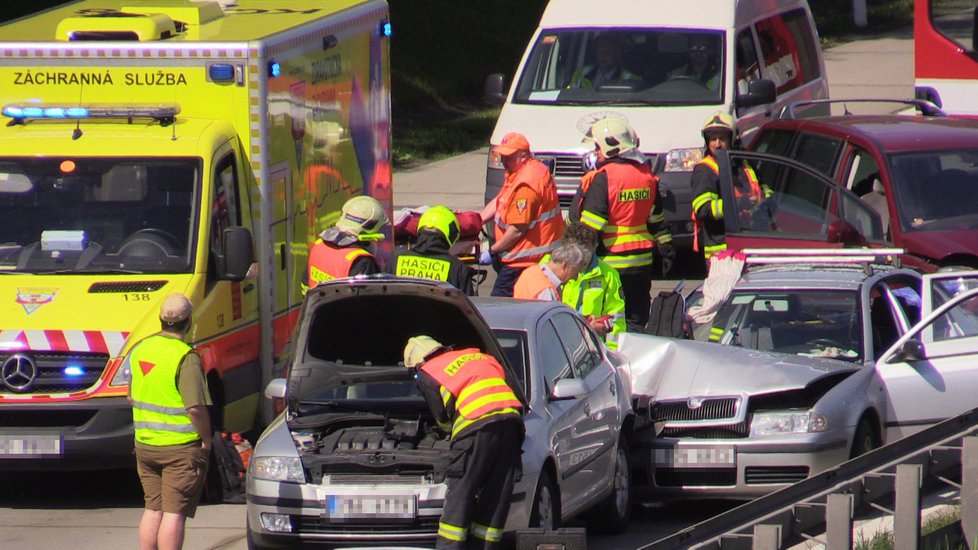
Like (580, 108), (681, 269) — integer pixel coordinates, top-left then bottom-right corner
(404, 336), (524, 549)
(128, 293), (212, 550)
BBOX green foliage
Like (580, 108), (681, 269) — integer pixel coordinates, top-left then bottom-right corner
(811, 0), (915, 45)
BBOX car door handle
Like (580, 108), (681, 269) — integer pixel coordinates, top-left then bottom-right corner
(583, 402), (591, 416)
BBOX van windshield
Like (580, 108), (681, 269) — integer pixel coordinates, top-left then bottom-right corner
(0, 157), (199, 274)
(514, 29), (724, 106)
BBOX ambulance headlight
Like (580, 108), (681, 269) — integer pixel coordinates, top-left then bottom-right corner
(252, 456), (305, 483)
(664, 147), (704, 172)
(109, 357), (131, 387)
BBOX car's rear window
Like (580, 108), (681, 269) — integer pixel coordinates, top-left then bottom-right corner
(492, 329), (529, 394)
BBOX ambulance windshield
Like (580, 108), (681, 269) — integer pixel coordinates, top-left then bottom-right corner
(0, 158), (199, 274)
(514, 29), (725, 106)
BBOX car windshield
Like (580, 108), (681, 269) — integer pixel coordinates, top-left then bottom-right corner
(711, 289), (863, 361)
(888, 149), (978, 232)
(0, 157), (199, 274)
(513, 28), (724, 106)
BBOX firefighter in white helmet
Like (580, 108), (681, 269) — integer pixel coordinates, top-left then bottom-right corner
(303, 195), (388, 293)
(570, 117), (672, 331)
(690, 112), (774, 263)
(403, 335), (523, 549)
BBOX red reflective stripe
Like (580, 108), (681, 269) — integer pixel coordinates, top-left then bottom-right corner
(84, 331), (109, 354)
(44, 330), (68, 352)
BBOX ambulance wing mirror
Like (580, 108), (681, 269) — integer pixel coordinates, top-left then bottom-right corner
(218, 227), (255, 281)
(736, 78), (776, 108)
(484, 73), (507, 106)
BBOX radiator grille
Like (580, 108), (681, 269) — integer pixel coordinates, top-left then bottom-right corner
(659, 422), (749, 439)
(0, 352), (108, 395)
(654, 469), (736, 487)
(653, 397), (740, 422)
(292, 515), (439, 535)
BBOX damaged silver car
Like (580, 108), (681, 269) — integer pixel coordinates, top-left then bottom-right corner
(245, 277), (635, 548)
(624, 256), (978, 500)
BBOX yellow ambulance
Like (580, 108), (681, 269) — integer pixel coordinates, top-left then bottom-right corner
(0, 0), (392, 470)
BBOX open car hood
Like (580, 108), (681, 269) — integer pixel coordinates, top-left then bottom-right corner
(619, 333), (860, 400)
(287, 276), (528, 416)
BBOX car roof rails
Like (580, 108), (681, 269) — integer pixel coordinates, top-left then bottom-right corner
(778, 98), (947, 120)
(742, 248), (905, 276)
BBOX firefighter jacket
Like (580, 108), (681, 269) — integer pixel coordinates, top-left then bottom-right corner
(573, 158), (671, 270)
(557, 254), (626, 349)
(129, 334), (199, 446)
(304, 239), (378, 292)
(513, 263), (561, 301)
(691, 155), (771, 259)
(417, 349), (522, 440)
(388, 231), (474, 295)
(493, 158), (565, 267)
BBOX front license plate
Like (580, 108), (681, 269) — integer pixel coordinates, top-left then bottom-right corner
(0, 434), (63, 458)
(326, 494), (417, 520)
(653, 445), (735, 468)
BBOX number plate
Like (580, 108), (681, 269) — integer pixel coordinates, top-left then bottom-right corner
(325, 494), (417, 520)
(653, 445), (735, 468)
(0, 434), (63, 457)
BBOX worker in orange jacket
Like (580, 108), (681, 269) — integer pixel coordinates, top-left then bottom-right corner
(302, 195), (388, 293)
(513, 240), (591, 301)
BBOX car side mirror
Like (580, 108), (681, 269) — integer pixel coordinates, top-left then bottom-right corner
(826, 219), (865, 245)
(887, 339), (926, 364)
(484, 73), (507, 106)
(736, 78), (776, 108)
(218, 227), (255, 281)
(550, 378), (587, 401)
(265, 378), (287, 399)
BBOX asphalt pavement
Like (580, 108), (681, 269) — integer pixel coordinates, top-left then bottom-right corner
(0, 29), (916, 550)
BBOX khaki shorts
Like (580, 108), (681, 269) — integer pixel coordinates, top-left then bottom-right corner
(135, 442), (209, 517)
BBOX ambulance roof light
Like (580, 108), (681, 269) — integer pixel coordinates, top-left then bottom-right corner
(2, 103), (180, 125)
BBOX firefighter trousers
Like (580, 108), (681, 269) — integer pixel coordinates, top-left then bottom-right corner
(618, 263), (653, 332)
(437, 418), (522, 549)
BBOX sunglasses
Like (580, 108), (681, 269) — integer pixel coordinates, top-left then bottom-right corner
(689, 45), (709, 53)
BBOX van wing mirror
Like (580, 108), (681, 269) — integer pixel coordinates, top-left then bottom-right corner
(218, 227), (255, 281)
(736, 78), (776, 108)
(484, 73), (507, 106)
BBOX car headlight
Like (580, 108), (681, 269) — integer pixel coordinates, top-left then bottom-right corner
(663, 147), (704, 172)
(750, 410), (828, 436)
(251, 456), (306, 483)
(487, 149), (504, 170)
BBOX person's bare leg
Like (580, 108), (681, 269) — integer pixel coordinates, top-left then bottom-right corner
(157, 512), (187, 550)
(139, 509), (164, 550)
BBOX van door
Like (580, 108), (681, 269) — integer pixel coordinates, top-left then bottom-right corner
(719, 150), (885, 251)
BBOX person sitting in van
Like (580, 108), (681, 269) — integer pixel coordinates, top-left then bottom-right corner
(667, 34), (720, 90)
(569, 34), (641, 88)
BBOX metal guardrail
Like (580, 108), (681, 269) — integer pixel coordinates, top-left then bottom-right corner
(641, 407), (978, 549)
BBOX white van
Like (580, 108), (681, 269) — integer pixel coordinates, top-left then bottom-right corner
(484, 0), (828, 251)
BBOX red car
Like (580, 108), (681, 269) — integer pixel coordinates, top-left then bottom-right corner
(715, 99), (978, 270)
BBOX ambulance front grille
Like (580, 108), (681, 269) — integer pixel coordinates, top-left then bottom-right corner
(0, 352), (108, 395)
(88, 281), (168, 293)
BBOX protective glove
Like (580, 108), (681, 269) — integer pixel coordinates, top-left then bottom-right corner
(658, 243), (677, 277)
(478, 249), (494, 266)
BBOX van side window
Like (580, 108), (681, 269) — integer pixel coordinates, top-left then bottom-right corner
(211, 154), (241, 254)
(755, 9), (820, 94)
(735, 28), (761, 95)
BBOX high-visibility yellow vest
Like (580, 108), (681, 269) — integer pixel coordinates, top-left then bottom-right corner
(129, 335), (199, 446)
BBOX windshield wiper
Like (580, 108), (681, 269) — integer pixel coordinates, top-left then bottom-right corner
(31, 268), (146, 275)
(296, 399), (378, 413)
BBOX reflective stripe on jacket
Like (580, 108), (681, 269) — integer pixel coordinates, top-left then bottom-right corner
(420, 349), (522, 439)
(307, 240), (373, 287)
(691, 156), (770, 258)
(580, 161), (657, 268)
(395, 254), (451, 282)
(129, 334), (197, 446)
(493, 159), (564, 267)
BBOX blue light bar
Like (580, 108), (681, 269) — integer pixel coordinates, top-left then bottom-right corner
(268, 61), (281, 78)
(382, 21), (392, 38)
(64, 366), (84, 377)
(209, 63), (235, 82)
(2, 103), (176, 122)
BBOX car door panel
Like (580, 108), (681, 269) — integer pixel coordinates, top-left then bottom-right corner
(878, 275), (978, 441)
